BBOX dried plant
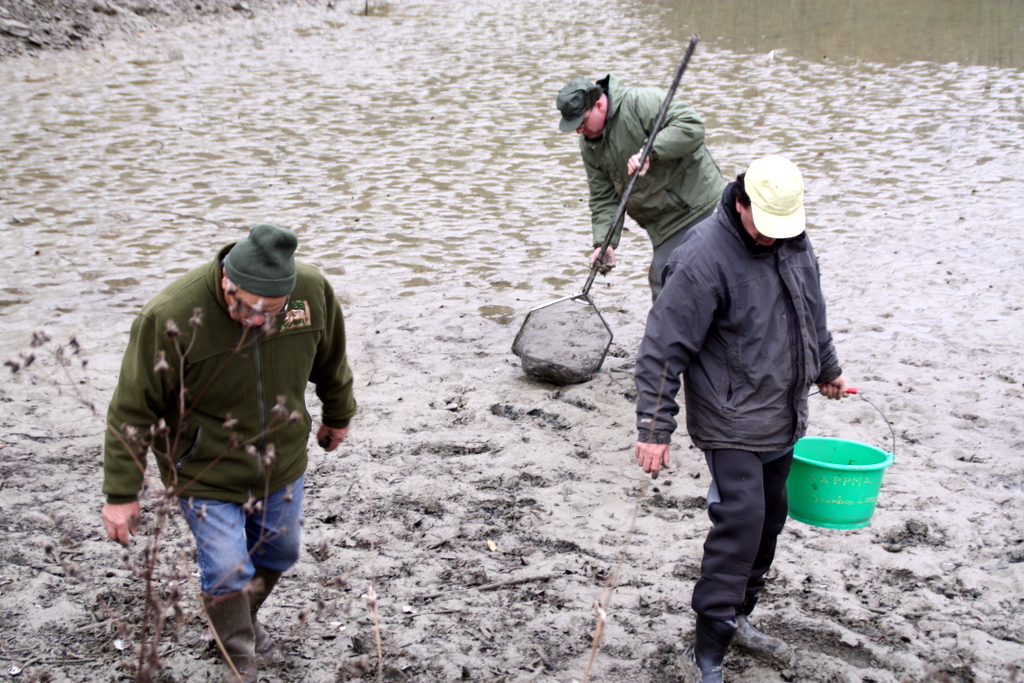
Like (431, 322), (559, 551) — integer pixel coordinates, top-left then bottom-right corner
(580, 481), (645, 683)
(5, 332), (97, 416)
(579, 363), (669, 682)
(353, 346), (385, 682)
(6, 312), (370, 683)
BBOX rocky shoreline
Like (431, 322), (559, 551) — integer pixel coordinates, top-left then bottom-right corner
(0, 0), (325, 61)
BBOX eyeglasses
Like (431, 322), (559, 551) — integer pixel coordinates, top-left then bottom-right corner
(576, 108), (592, 132)
(230, 296), (290, 320)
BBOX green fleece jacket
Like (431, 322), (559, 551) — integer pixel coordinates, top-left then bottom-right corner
(582, 74), (725, 249)
(103, 245), (357, 505)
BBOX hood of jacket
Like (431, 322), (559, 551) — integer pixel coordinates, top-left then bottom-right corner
(719, 180), (808, 257)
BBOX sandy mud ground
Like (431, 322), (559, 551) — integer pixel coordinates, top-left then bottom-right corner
(0, 0), (317, 61)
(2, 1), (1024, 682)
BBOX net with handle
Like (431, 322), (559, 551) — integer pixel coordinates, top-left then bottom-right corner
(511, 292), (613, 385)
(512, 36), (700, 385)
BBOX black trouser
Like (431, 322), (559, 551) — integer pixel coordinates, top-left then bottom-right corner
(691, 448), (793, 622)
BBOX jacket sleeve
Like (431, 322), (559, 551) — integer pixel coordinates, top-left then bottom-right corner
(311, 277), (357, 429)
(634, 257), (717, 443)
(583, 144), (625, 249)
(630, 90), (707, 163)
(808, 254), (842, 384)
(103, 312), (179, 504)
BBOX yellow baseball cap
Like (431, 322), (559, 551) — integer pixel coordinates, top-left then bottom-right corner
(744, 155), (806, 239)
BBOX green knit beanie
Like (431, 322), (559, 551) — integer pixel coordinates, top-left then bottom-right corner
(223, 224), (298, 297)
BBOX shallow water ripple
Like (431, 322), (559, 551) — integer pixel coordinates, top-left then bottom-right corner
(0, 0), (1021, 366)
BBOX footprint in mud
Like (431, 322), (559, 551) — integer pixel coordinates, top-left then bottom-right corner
(640, 641), (693, 683)
(875, 518), (947, 552)
(644, 492), (706, 510)
(1006, 546), (1024, 563)
(490, 403), (571, 430)
(410, 441), (497, 457)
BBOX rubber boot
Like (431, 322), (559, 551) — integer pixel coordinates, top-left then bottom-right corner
(691, 616), (737, 683)
(247, 565), (283, 658)
(734, 597), (788, 656)
(204, 591), (257, 683)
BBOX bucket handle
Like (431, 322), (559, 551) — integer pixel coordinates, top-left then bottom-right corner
(811, 387), (896, 462)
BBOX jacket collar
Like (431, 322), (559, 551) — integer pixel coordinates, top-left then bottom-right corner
(209, 243), (238, 315)
(584, 74), (627, 144)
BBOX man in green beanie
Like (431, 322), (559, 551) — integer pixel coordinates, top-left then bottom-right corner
(101, 224), (357, 683)
(556, 75), (726, 301)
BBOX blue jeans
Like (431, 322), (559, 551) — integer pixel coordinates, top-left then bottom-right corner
(179, 475), (304, 595)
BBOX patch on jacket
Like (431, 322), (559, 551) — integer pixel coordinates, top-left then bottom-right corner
(281, 300), (311, 329)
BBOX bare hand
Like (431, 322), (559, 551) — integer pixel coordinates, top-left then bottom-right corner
(589, 246), (616, 272)
(627, 152), (651, 177)
(635, 442), (670, 479)
(817, 374), (850, 400)
(102, 501), (141, 546)
(317, 424), (350, 451)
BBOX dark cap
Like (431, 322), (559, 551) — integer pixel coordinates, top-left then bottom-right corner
(223, 224), (298, 297)
(556, 77), (602, 132)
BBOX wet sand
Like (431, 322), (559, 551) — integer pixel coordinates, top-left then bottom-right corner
(2, 2), (1024, 682)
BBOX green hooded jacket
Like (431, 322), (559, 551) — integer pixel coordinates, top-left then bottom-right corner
(102, 244), (357, 505)
(582, 74), (725, 249)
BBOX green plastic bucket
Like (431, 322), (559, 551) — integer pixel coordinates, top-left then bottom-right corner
(788, 438), (893, 529)
(787, 393), (895, 529)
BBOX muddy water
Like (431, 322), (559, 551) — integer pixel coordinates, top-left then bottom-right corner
(1, 0), (1022, 385)
(2, 6), (1024, 682)
(648, 0), (1024, 70)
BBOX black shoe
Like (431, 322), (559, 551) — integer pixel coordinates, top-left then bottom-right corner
(734, 614), (788, 656)
(690, 616), (737, 683)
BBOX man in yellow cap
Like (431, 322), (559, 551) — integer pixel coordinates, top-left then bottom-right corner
(101, 224), (356, 682)
(632, 156), (851, 682)
(556, 74), (725, 300)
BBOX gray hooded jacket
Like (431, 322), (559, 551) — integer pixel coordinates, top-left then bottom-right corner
(634, 182), (842, 450)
